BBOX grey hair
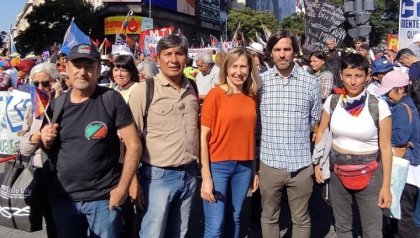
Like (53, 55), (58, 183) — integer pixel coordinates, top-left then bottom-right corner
(137, 61), (159, 79)
(195, 52), (213, 64)
(157, 35), (189, 56)
(29, 62), (59, 81)
(325, 37), (336, 44)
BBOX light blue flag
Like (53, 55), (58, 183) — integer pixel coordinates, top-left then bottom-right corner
(60, 19), (90, 55)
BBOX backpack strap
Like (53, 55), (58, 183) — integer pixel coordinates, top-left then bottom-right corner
(401, 103), (413, 124)
(143, 78), (155, 132)
(188, 79), (199, 98)
(367, 94), (379, 130)
(99, 87), (116, 122)
(329, 94), (340, 116)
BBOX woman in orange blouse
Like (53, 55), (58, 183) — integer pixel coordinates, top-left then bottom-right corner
(200, 48), (260, 238)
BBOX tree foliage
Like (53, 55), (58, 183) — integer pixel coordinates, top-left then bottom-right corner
(278, 12), (305, 34)
(15, 0), (100, 55)
(227, 7), (278, 42)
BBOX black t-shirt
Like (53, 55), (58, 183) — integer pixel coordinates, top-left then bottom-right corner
(48, 86), (133, 201)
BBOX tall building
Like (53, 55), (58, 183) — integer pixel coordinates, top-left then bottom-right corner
(254, 0), (296, 21)
(11, 0), (223, 48)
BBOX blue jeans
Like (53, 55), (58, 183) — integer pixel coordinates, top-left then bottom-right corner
(139, 163), (197, 238)
(49, 196), (123, 238)
(203, 161), (253, 238)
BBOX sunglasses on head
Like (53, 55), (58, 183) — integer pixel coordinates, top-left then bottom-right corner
(33, 81), (52, 87)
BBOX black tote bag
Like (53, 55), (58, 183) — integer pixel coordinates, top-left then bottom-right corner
(0, 154), (42, 232)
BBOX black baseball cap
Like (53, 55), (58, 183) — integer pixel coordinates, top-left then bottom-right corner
(68, 44), (100, 62)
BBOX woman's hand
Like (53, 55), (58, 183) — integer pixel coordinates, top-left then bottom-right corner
(250, 174), (259, 193)
(378, 186), (392, 208)
(201, 178), (216, 203)
(314, 165), (324, 184)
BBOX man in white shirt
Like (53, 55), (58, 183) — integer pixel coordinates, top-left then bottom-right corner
(194, 52), (220, 102)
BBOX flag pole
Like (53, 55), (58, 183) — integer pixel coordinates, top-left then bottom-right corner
(118, 10), (134, 36)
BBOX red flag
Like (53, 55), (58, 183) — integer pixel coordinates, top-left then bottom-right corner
(30, 83), (49, 119)
(210, 34), (218, 47)
(90, 38), (100, 47)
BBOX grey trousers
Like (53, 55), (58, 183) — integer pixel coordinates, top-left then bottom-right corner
(330, 167), (383, 238)
(259, 162), (313, 238)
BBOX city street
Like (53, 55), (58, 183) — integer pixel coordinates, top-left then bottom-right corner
(0, 160), (338, 238)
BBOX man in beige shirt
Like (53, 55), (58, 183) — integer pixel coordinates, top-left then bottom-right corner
(128, 35), (199, 238)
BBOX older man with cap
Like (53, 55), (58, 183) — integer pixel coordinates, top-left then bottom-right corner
(40, 44), (141, 237)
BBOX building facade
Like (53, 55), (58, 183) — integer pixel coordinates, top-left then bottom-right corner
(12, 0), (223, 47)
(254, 0), (296, 21)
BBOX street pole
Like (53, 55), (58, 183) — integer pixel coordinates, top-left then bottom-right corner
(149, 0), (152, 18)
(225, 16), (228, 40)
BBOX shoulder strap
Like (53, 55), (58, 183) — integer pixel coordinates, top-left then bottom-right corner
(367, 94), (379, 130)
(401, 103), (413, 124)
(100, 88), (116, 122)
(143, 79), (155, 131)
(188, 79), (199, 98)
(329, 94), (340, 116)
(52, 92), (67, 124)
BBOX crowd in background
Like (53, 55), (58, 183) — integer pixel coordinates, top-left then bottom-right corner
(0, 30), (419, 238)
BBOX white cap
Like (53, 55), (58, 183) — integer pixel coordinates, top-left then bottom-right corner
(413, 33), (420, 43)
(246, 42), (265, 55)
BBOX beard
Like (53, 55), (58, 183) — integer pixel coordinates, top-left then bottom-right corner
(72, 80), (90, 90)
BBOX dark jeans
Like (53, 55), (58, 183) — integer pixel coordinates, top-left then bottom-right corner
(393, 183), (418, 238)
(330, 167), (383, 238)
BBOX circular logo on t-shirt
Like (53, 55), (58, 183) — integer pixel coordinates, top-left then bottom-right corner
(85, 121), (108, 140)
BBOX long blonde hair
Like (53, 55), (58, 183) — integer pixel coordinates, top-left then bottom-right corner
(219, 48), (260, 96)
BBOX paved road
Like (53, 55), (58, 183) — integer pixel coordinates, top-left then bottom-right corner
(0, 162), (346, 237)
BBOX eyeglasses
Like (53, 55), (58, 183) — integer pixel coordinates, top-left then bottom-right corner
(33, 81), (52, 87)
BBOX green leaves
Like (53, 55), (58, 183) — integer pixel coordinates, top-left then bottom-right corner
(15, 0), (98, 55)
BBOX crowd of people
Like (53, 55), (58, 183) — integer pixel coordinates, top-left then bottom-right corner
(0, 30), (420, 238)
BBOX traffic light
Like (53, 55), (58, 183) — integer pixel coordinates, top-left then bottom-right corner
(344, 0), (375, 39)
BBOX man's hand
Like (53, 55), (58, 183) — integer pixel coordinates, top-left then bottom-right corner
(109, 186), (128, 209)
(40, 123), (59, 149)
(128, 176), (144, 210)
(314, 165), (324, 184)
(201, 178), (216, 203)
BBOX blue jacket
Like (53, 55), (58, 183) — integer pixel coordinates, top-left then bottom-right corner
(391, 95), (420, 165)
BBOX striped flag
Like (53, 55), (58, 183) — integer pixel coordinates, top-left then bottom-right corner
(115, 33), (126, 45)
(30, 83), (49, 119)
(210, 34), (218, 47)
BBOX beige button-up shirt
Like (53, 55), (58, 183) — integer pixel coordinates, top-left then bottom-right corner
(128, 72), (199, 167)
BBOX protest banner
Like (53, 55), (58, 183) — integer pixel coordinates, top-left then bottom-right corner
(387, 34), (399, 51)
(302, 0), (346, 54)
(138, 27), (175, 55)
(0, 90), (31, 156)
(398, 0), (420, 49)
(105, 16), (153, 35)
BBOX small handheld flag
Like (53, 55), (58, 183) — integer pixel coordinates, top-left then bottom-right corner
(30, 83), (49, 120)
